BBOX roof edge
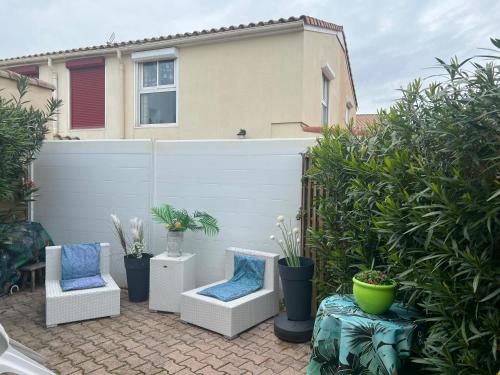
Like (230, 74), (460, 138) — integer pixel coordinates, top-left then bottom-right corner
(0, 69), (55, 90)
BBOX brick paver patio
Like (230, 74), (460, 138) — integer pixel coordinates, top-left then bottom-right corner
(0, 288), (310, 374)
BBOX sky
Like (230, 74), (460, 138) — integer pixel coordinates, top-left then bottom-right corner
(1, 0), (498, 113)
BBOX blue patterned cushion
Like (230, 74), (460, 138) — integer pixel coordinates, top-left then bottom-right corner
(60, 275), (106, 291)
(61, 243), (101, 280)
(198, 255), (265, 302)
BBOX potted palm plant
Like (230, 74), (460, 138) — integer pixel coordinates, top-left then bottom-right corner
(151, 204), (219, 257)
(353, 270), (396, 314)
(110, 215), (153, 302)
(271, 215), (314, 321)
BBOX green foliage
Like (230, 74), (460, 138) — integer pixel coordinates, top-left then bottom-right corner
(354, 270), (393, 286)
(270, 216), (301, 267)
(307, 39), (499, 374)
(110, 215), (146, 258)
(0, 75), (60, 221)
(151, 204), (219, 236)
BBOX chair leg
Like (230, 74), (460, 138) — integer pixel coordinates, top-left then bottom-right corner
(30, 270), (35, 292)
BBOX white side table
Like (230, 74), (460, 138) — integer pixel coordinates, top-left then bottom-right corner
(149, 252), (196, 313)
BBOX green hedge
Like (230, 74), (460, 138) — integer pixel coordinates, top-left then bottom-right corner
(307, 40), (499, 374)
(0, 76), (60, 221)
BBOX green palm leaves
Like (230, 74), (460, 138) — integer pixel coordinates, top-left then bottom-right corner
(151, 204), (219, 236)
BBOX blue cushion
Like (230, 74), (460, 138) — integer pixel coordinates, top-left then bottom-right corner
(198, 254), (265, 302)
(61, 243), (101, 280)
(61, 275), (106, 291)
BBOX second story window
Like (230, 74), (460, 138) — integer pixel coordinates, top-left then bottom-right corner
(345, 100), (353, 126)
(66, 57), (105, 129)
(132, 47), (179, 127)
(321, 74), (330, 125)
(138, 59), (176, 125)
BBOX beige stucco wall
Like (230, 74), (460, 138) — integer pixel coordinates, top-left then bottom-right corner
(7, 28), (355, 140)
(302, 30), (356, 128)
(0, 71), (54, 111)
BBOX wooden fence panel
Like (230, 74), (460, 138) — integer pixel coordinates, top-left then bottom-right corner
(300, 153), (326, 310)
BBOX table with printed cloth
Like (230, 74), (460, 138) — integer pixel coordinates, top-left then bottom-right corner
(307, 295), (424, 375)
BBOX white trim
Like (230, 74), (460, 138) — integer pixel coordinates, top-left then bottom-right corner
(134, 55), (178, 127)
(321, 73), (330, 125)
(131, 47), (178, 62)
(304, 25), (346, 50)
(321, 63), (335, 81)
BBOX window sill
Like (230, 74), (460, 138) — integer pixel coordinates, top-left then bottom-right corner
(134, 123), (178, 129)
(69, 126), (105, 131)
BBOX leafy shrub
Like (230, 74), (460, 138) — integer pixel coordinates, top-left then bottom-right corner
(307, 39), (499, 374)
(354, 270), (393, 286)
(0, 76), (60, 221)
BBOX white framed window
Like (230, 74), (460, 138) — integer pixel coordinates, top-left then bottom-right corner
(345, 100), (353, 125)
(132, 48), (178, 127)
(321, 74), (330, 125)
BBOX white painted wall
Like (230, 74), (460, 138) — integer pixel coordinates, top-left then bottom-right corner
(33, 140), (153, 286)
(33, 138), (314, 287)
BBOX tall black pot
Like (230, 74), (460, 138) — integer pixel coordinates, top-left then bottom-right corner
(278, 257), (314, 321)
(124, 254), (153, 302)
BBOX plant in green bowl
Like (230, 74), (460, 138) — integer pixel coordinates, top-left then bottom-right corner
(353, 270), (396, 315)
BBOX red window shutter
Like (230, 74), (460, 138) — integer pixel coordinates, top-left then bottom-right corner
(9, 65), (39, 79)
(67, 58), (105, 129)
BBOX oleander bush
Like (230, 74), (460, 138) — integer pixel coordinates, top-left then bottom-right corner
(0, 75), (60, 222)
(307, 39), (499, 374)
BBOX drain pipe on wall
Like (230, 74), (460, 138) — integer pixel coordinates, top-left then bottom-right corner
(47, 57), (59, 136)
(117, 49), (125, 139)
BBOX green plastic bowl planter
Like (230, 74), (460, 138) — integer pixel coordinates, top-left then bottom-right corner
(352, 276), (396, 314)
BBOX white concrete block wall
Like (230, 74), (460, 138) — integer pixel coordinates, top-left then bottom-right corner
(33, 140), (153, 287)
(33, 138), (315, 287)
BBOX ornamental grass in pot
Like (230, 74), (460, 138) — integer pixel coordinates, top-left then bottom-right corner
(151, 204), (219, 257)
(271, 215), (314, 321)
(110, 214), (153, 302)
(353, 270), (396, 314)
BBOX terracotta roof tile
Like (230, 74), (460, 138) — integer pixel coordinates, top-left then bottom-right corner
(0, 15), (356, 106)
(355, 114), (378, 128)
(0, 16), (341, 62)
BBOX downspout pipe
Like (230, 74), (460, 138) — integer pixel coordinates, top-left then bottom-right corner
(47, 57), (59, 136)
(117, 49), (125, 139)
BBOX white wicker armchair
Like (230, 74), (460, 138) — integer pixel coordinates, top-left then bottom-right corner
(45, 243), (120, 327)
(180, 247), (279, 338)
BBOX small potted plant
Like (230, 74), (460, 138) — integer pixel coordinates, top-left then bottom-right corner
(353, 270), (396, 314)
(110, 214), (153, 302)
(151, 204), (219, 257)
(270, 215), (314, 321)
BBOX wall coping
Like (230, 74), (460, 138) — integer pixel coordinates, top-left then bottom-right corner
(0, 69), (55, 90)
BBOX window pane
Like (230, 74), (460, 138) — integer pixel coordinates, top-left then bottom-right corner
(322, 76), (329, 101)
(142, 62), (157, 87)
(322, 105), (328, 125)
(158, 60), (174, 85)
(140, 91), (176, 124)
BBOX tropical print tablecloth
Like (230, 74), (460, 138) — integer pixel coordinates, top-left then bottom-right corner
(307, 295), (424, 375)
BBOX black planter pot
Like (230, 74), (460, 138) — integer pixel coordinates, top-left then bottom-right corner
(124, 254), (153, 302)
(278, 256), (314, 321)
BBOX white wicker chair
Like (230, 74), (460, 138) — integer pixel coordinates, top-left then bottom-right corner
(0, 323), (55, 374)
(180, 247), (279, 338)
(45, 243), (120, 327)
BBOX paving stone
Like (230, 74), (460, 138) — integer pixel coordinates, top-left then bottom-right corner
(0, 289), (310, 374)
(162, 359), (186, 373)
(219, 362), (246, 374)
